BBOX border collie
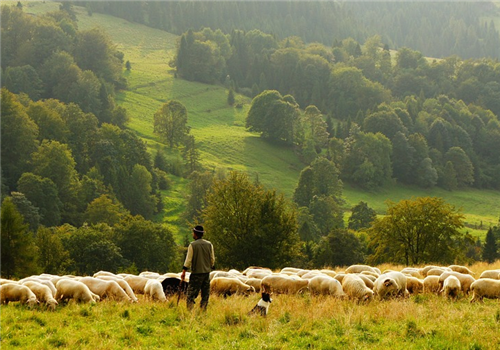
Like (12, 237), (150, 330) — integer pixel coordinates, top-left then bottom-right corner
(249, 292), (272, 316)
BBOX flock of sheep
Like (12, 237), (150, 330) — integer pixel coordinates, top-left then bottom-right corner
(1, 264), (500, 310)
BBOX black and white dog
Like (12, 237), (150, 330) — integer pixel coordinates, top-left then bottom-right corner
(249, 292), (272, 316)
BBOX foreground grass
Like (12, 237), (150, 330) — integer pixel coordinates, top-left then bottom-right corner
(2, 291), (500, 349)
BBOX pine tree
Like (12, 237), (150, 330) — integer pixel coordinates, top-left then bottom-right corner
(227, 88), (235, 106)
(483, 228), (498, 263)
(1, 197), (39, 278)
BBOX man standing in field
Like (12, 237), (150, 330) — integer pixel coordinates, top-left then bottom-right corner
(180, 225), (215, 311)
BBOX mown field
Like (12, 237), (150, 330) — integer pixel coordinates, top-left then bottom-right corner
(11, 1), (500, 240)
(2, 261), (500, 349)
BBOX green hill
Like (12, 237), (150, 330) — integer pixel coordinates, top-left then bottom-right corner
(17, 1), (500, 240)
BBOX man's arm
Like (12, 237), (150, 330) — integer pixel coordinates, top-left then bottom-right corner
(181, 244), (193, 281)
(210, 244), (215, 270)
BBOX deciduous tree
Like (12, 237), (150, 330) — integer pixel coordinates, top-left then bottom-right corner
(202, 171), (300, 269)
(368, 197), (465, 265)
(154, 100), (189, 148)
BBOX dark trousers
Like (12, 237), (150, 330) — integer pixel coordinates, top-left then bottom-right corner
(186, 273), (210, 310)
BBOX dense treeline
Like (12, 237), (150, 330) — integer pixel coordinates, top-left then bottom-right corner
(174, 27), (500, 191)
(1, 5), (127, 125)
(80, 1), (500, 59)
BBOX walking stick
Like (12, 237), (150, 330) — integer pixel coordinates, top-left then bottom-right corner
(176, 278), (183, 306)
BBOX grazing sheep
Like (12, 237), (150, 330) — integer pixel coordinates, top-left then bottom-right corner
(357, 274), (375, 289)
(423, 275), (441, 294)
(123, 275), (150, 295)
(400, 267), (422, 278)
(78, 277), (131, 302)
(320, 269), (337, 278)
(144, 279), (167, 302)
(341, 274), (374, 302)
(0, 283), (38, 307)
(438, 271), (475, 295)
(139, 271), (160, 278)
(469, 278), (500, 303)
(0, 279), (17, 285)
(19, 277), (57, 297)
(245, 269), (273, 279)
(55, 279), (99, 304)
(261, 275), (309, 294)
(345, 265), (378, 275)
(22, 281), (58, 309)
(93, 271), (120, 278)
(448, 265), (475, 276)
(300, 270), (324, 280)
(440, 276), (461, 300)
(334, 273), (347, 284)
(479, 270), (500, 280)
(420, 266), (445, 277)
(308, 275), (346, 298)
(360, 271), (379, 279)
(210, 277), (255, 297)
(280, 267), (303, 275)
(406, 276), (424, 294)
(245, 278), (262, 293)
(426, 267), (449, 276)
(373, 271), (408, 299)
(95, 276), (138, 302)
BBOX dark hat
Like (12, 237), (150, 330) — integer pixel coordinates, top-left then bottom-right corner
(193, 225), (205, 235)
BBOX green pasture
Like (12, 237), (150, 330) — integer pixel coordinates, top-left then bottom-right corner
(12, 1), (500, 241)
(2, 292), (500, 349)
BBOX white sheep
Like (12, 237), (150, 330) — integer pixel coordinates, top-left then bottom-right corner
(423, 275), (441, 294)
(93, 270), (120, 278)
(419, 265), (446, 277)
(22, 281), (58, 309)
(0, 283), (38, 307)
(406, 276), (424, 294)
(144, 279), (167, 302)
(438, 271), (475, 295)
(55, 279), (99, 303)
(400, 267), (422, 278)
(300, 270), (324, 280)
(19, 277), (57, 297)
(261, 275), (309, 294)
(78, 277), (132, 302)
(320, 269), (337, 278)
(341, 274), (374, 302)
(469, 278), (500, 303)
(356, 274), (375, 289)
(308, 275), (346, 298)
(479, 270), (500, 280)
(139, 271), (161, 279)
(345, 264), (378, 275)
(96, 276), (138, 302)
(426, 267), (450, 276)
(373, 271), (408, 299)
(123, 275), (150, 295)
(210, 277), (255, 297)
(448, 265), (475, 276)
(440, 275), (461, 300)
(333, 273), (346, 284)
(243, 278), (262, 293)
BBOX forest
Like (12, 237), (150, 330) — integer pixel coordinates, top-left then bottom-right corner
(1, 2), (500, 279)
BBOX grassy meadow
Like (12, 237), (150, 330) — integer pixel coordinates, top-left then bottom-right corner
(2, 261), (500, 349)
(9, 2), (500, 239)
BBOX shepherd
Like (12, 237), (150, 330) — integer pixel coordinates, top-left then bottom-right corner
(180, 225), (215, 311)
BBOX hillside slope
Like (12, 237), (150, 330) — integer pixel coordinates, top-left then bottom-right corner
(16, 1), (500, 239)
